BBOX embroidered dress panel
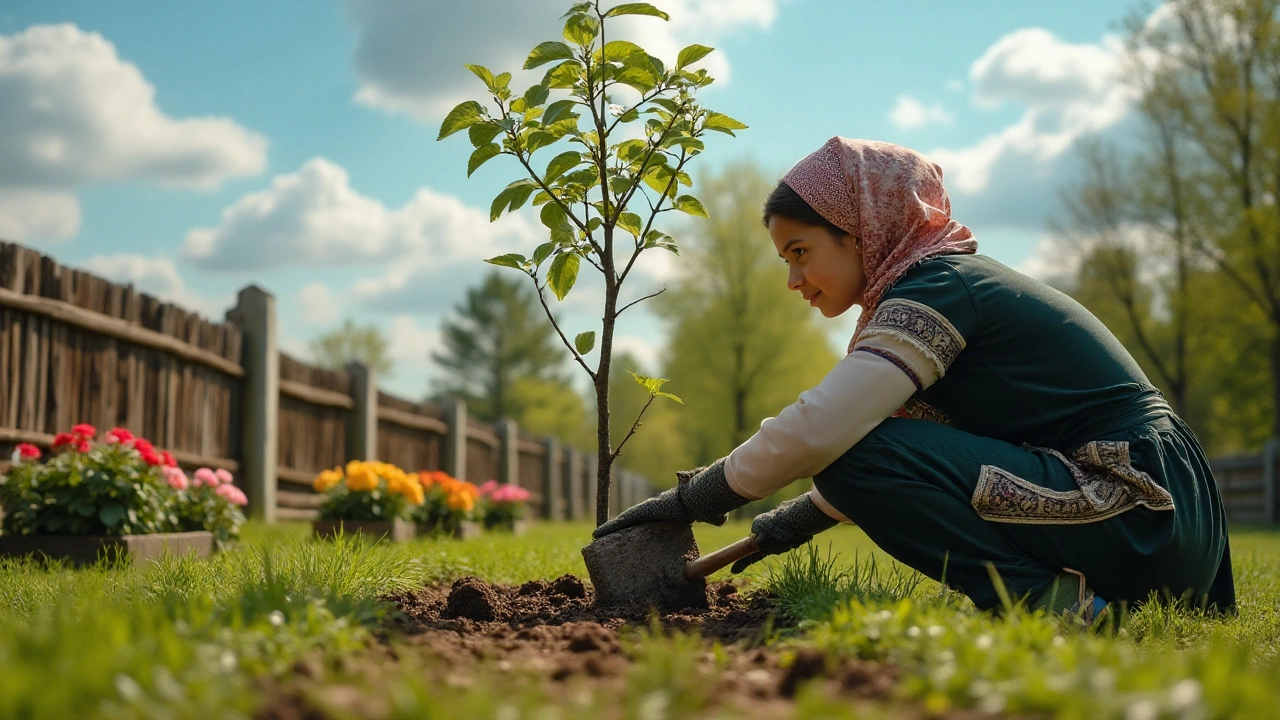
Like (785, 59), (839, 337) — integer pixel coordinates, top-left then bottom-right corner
(860, 299), (966, 379)
(972, 440), (1175, 525)
(903, 396), (952, 425)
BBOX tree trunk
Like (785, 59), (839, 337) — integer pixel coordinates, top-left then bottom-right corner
(595, 228), (618, 527)
(1271, 333), (1280, 442)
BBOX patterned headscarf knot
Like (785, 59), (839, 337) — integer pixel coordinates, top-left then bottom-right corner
(781, 137), (978, 352)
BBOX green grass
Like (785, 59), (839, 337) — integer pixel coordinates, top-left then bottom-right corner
(1, 520), (1279, 718)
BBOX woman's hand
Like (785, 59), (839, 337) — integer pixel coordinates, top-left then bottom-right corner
(731, 493), (840, 573)
(591, 458), (749, 539)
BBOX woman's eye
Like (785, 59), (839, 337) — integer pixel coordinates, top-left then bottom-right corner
(793, 248), (806, 259)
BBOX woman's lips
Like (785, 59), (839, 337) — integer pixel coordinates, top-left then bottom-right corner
(808, 291), (821, 307)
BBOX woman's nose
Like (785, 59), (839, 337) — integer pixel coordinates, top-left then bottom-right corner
(787, 265), (804, 291)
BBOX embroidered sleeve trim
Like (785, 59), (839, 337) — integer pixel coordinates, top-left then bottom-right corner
(854, 347), (923, 391)
(903, 396), (952, 425)
(860, 299), (966, 379)
(970, 440), (1175, 525)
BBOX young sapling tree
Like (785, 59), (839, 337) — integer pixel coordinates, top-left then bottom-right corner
(438, 0), (746, 526)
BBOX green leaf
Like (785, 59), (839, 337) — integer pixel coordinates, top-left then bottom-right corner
(437, 100), (484, 140)
(540, 201), (569, 231)
(563, 14), (600, 46)
(469, 122), (502, 147)
(677, 44), (714, 69)
(545, 61), (584, 89)
(525, 41), (576, 69)
(532, 242), (555, 266)
(98, 503), (125, 529)
(604, 3), (670, 20)
(544, 150), (582, 183)
(523, 83), (550, 107)
(548, 252), (581, 300)
(490, 186), (521, 221)
(615, 66), (658, 93)
(485, 253), (527, 270)
(674, 194), (708, 218)
(628, 371), (683, 403)
(493, 71), (512, 90)
(574, 331), (596, 355)
(467, 143), (502, 177)
(525, 131), (557, 154)
(703, 112), (749, 135)
(601, 40), (645, 63)
(508, 185), (535, 213)
(465, 63), (497, 90)
(617, 212), (643, 237)
(543, 99), (578, 125)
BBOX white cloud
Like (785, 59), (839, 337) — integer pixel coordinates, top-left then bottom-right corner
(296, 282), (341, 327)
(889, 95), (953, 130)
(0, 24), (267, 242)
(345, 0), (784, 122)
(183, 157), (538, 271)
(80, 254), (228, 318)
(925, 26), (1138, 233)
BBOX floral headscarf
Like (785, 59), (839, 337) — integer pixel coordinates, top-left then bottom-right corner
(781, 137), (978, 352)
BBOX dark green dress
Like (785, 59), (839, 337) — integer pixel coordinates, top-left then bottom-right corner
(814, 254), (1235, 611)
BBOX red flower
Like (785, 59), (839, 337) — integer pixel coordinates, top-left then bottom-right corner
(139, 450), (162, 466)
(71, 423), (97, 439)
(75, 440), (91, 454)
(105, 427), (134, 444)
(160, 451), (176, 468)
(51, 432), (75, 449)
(133, 439), (155, 455)
(15, 443), (41, 460)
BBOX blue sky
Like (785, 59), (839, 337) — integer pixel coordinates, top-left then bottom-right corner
(0, 0), (1146, 398)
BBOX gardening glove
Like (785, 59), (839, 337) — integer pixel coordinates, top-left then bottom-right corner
(730, 492), (839, 574)
(591, 458), (750, 539)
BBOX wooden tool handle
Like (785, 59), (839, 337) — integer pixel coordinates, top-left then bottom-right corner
(684, 535), (760, 580)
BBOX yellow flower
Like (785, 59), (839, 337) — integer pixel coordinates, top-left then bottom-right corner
(346, 460), (366, 477)
(445, 489), (474, 513)
(313, 468), (343, 493)
(346, 465), (379, 492)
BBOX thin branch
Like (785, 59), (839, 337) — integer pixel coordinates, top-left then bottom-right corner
(530, 275), (598, 382)
(610, 394), (656, 463)
(616, 288), (665, 318)
(618, 151), (690, 286)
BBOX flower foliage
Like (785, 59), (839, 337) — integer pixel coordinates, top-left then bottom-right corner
(0, 424), (247, 544)
(476, 480), (531, 530)
(312, 461), (425, 522)
(411, 470), (480, 531)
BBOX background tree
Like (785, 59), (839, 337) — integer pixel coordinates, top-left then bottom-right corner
(657, 161), (838, 477)
(432, 270), (568, 422)
(438, 0), (746, 524)
(309, 318), (394, 377)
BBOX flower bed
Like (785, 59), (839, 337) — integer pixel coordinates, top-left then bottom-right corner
(476, 480), (532, 534)
(311, 461), (425, 542)
(0, 424), (247, 564)
(414, 471), (482, 539)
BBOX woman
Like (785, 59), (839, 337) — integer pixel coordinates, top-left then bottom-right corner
(594, 137), (1234, 620)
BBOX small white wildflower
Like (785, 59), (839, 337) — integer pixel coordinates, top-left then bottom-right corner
(268, 610), (285, 627)
(907, 626), (921, 638)
(1125, 698), (1160, 720)
(220, 649), (237, 672)
(979, 694), (1006, 714)
(937, 650), (955, 664)
(927, 625), (944, 637)
(877, 610), (894, 621)
(866, 628), (881, 641)
(1169, 678), (1202, 709)
(1091, 668), (1116, 692)
(114, 674), (143, 701)
(496, 704), (519, 720)
(974, 634), (994, 650)
(1052, 635), (1066, 647)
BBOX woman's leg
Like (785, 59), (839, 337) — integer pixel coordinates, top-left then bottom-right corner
(814, 418), (1188, 610)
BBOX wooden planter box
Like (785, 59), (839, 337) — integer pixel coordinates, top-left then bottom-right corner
(416, 518), (483, 540)
(0, 531), (214, 567)
(312, 518), (415, 542)
(483, 518), (530, 536)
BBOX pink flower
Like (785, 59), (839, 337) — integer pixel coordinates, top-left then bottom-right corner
(15, 443), (41, 460)
(164, 466), (189, 491)
(105, 427), (134, 444)
(215, 468), (233, 485)
(216, 483), (248, 506)
(194, 468), (219, 487)
(71, 423), (97, 439)
(490, 484), (530, 504)
(477, 480), (499, 497)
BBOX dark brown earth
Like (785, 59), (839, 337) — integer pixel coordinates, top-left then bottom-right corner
(256, 574), (910, 719)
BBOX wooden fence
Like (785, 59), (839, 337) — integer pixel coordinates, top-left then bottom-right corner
(1212, 440), (1279, 525)
(0, 241), (653, 523)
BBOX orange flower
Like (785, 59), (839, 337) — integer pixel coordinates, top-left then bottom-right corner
(313, 467), (343, 493)
(346, 465), (379, 492)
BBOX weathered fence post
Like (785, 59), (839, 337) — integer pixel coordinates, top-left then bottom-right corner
(543, 437), (563, 520)
(226, 285), (278, 522)
(567, 447), (584, 521)
(1265, 438), (1279, 526)
(345, 362), (377, 462)
(443, 397), (467, 481)
(497, 419), (519, 487)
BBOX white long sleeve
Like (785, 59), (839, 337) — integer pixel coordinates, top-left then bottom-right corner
(723, 335), (930, 503)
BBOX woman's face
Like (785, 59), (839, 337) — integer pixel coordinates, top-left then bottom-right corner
(769, 215), (866, 318)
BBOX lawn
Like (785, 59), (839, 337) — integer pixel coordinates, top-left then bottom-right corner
(1, 520), (1278, 718)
